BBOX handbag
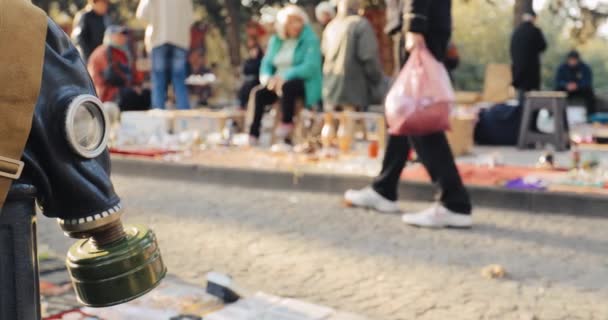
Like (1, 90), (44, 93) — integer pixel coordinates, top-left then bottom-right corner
(385, 45), (454, 136)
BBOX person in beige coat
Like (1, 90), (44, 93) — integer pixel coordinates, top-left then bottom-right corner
(136, 0), (194, 109)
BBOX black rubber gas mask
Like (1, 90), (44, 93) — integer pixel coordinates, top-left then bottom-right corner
(21, 19), (119, 221)
(18, 19), (165, 308)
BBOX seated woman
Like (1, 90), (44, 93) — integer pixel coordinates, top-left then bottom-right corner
(88, 25), (150, 111)
(249, 5), (323, 144)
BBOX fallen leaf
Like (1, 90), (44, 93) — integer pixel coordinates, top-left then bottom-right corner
(481, 264), (507, 279)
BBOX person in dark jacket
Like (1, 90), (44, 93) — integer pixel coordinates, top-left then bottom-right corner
(555, 50), (596, 116)
(239, 41), (264, 109)
(72, 0), (110, 62)
(510, 11), (547, 105)
(345, 0), (473, 229)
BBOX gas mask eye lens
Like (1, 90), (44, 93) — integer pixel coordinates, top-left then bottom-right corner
(73, 102), (104, 150)
(65, 95), (109, 158)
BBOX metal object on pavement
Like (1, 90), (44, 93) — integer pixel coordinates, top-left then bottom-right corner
(66, 223), (166, 307)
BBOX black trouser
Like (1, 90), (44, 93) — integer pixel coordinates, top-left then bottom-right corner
(372, 134), (472, 214)
(373, 33), (471, 215)
(238, 78), (260, 109)
(249, 79), (305, 138)
(568, 87), (596, 116)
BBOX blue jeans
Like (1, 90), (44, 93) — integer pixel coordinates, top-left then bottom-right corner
(151, 44), (190, 109)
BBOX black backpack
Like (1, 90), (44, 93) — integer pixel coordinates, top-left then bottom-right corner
(474, 104), (523, 146)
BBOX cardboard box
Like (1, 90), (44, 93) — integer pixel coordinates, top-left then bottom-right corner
(446, 114), (476, 157)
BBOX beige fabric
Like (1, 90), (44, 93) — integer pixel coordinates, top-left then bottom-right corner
(0, 0), (47, 209)
(481, 63), (514, 103)
(136, 0), (194, 51)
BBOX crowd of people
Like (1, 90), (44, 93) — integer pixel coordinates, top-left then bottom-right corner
(243, 1), (389, 144)
(471, 9), (599, 146)
(67, 0), (603, 229)
(72, 0), (195, 111)
(235, 0), (473, 228)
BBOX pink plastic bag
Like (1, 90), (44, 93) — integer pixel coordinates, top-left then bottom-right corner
(385, 46), (455, 136)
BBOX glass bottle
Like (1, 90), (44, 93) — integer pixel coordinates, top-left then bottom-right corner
(337, 112), (353, 153)
(321, 113), (335, 149)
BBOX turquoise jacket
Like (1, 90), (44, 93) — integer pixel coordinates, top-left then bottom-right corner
(260, 24), (323, 108)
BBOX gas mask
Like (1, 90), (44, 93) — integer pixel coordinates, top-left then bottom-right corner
(17, 19), (166, 307)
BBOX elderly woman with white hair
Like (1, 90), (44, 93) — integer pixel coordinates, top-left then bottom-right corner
(249, 5), (323, 144)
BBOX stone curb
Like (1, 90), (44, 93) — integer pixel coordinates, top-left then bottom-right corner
(111, 157), (608, 218)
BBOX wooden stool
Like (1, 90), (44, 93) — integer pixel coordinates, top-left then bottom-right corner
(518, 91), (570, 151)
(336, 109), (387, 151)
(341, 106), (368, 141)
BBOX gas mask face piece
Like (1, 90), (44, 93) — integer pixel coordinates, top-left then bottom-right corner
(21, 20), (120, 221)
(17, 19), (166, 307)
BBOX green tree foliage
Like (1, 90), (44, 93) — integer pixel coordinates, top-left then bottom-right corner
(546, 0), (608, 43)
(452, 0), (512, 91)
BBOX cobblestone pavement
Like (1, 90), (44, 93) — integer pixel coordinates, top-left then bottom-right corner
(39, 175), (608, 320)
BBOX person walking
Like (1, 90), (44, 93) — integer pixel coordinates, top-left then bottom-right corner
(322, 0), (385, 111)
(72, 0), (110, 62)
(555, 50), (596, 117)
(510, 10), (547, 106)
(344, 0), (473, 229)
(136, 0), (194, 110)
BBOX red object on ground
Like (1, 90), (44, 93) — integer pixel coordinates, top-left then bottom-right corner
(109, 147), (178, 157)
(401, 164), (547, 187)
(44, 309), (97, 320)
(40, 281), (72, 297)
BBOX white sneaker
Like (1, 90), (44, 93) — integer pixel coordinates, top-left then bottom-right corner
(270, 142), (292, 153)
(344, 187), (401, 213)
(275, 123), (294, 139)
(402, 205), (472, 228)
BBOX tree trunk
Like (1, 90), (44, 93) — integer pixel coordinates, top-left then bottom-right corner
(514, 0), (534, 27)
(224, 0), (241, 67)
